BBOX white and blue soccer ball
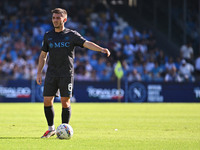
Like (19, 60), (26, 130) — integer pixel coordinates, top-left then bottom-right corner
(56, 123), (73, 139)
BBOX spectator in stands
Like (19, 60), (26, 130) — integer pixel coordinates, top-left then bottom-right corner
(179, 59), (195, 82)
(130, 60), (143, 75)
(127, 69), (142, 82)
(99, 69), (112, 81)
(12, 64), (21, 79)
(165, 57), (176, 72)
(96, 57), (106, 75)
(112, 29), (124, 42)
(145, 58), (155, 72)
(156, 50), (166, 66)
(174, 57), (181, 70)
(85, 60), (93, 73)
(123, 38), (135, 63)
(121, 60), (130, 78)
(129, 28), (141, 42)
(180, 42), (194, 63)
(123, 38), (136, 55)
(152, 61), (164, 82)
(75, 68), (91, 81)
(164, 66), (181, 82)
(135, 39), (148, 54)
(105, 62), (113, 77)
(89, 70), (99, 81)
(141, 68), (152, 82)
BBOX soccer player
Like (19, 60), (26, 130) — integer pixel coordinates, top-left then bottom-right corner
(36, 8), (110, 138)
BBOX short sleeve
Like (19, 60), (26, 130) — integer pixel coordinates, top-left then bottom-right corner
(41, 33), (49, 52)
(72, 31), (86, 48)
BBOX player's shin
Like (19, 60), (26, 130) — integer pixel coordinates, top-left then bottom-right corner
(44, 106), (55, 131)
(62, 106), (71, 124)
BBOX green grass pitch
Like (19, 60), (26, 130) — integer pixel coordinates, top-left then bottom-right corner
(0, 103), (199, 150)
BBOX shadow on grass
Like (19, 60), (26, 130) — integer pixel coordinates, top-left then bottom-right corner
(0, 137), (55, 140)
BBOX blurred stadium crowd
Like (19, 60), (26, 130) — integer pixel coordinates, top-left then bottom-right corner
(0, 0), (199, 82)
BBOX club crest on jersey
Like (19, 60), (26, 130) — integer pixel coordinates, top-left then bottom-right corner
(49, 43), (54, 48)
(49, 42), (70, 48)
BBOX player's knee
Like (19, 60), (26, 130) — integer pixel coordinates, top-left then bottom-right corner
(43, 97), (54, 106)
(61, 97), (70, 108)
(62, 102), (70, 108)
(44, 100), (53, 106)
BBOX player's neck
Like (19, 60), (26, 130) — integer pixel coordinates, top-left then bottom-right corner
(54, 26), (65, 32)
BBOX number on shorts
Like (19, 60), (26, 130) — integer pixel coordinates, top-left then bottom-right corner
(68, 83), (72, 92)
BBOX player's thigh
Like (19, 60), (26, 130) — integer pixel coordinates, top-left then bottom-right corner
(43, 76), (59, 97)
(58, 76), (74, 97)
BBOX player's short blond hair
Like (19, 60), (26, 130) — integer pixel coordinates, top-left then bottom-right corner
(51, 8), (67, 18)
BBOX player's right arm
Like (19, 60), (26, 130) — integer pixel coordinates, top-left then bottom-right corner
(36, 51), (47, 85)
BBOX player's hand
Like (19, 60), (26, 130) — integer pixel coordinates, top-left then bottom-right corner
(101, 48), (110, 57)
(36, 73), (42, 85)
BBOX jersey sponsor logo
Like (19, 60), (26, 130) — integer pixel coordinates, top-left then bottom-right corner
(49, 42), (70, 48)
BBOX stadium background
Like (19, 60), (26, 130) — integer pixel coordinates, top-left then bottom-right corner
(0, 0), (200, 103)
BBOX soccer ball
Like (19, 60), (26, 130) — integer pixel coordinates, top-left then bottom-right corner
(56, 123), (73, 139)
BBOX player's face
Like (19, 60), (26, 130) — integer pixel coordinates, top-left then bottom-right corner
(52, 13), (66, 28)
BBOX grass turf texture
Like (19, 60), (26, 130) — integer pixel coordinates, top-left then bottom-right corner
(0, 103), (199, 150)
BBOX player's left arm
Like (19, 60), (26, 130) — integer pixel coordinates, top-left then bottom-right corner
(83, 41), (110, 57)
